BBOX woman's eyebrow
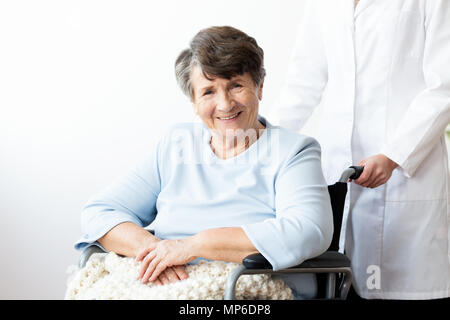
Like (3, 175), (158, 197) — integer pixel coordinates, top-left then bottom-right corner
(200, 85), (214, 92)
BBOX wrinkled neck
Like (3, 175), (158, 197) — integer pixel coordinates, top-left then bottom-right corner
(210, 123), (265, 160)
(209, 118), (266, 159)
(210, 132), (256, 160)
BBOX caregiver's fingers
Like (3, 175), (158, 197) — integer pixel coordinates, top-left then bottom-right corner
(368, 181), (382, 189)
(355, 160), (377, 187)
(368, 176), (389, 189)
(361, 171), (380, 188)
(367, 168), (392, 188)
(355, 167), (373, 186)
(354, 163), (369, 183)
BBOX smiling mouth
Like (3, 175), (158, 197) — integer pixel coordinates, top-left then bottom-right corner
(217, 112), (242, 120)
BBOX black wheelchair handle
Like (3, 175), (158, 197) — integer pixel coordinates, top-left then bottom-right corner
(349, 166), (364, 180)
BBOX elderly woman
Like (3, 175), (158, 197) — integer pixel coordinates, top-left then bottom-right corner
(75, 26), (333, 298)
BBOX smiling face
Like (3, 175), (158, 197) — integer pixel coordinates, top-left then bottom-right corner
(191, 66), (264, 137)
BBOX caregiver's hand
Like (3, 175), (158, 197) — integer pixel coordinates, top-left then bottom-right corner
(136, 239), (196, 284)
(353, 154), (398, 189)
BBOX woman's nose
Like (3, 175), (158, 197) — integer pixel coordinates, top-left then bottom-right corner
(216, 92), (234, 112)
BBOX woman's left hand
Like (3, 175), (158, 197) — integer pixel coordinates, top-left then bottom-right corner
(353, 154), (399, 189)
(136, 239), (196, 284)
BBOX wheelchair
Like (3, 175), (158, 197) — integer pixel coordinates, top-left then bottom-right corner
(79, 166), (363, 300)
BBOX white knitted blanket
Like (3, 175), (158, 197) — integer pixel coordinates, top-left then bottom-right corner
(65, 252), (293, 300)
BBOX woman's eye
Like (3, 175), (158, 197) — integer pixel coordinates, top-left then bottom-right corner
(203, 90), (213, 96)
(233, 83), (242, 88)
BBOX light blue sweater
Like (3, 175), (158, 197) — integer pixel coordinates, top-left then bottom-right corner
(75, 116), (333, 297)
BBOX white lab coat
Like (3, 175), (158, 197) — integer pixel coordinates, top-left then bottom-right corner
(276, 0), (450, 299)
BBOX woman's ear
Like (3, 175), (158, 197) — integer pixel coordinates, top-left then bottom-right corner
(257, 78), (264, 100)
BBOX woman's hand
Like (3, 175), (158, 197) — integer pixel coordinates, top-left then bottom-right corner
(353, 154), (399, 189)
(136, 239), (196, 284)
(146, 266), (189, 286)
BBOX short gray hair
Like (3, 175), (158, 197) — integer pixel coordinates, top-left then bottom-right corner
(175, 26), (266, 100)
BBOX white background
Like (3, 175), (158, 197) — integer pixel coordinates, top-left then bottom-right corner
(0, 0), (312, 299)
(1, 1), (449, 300)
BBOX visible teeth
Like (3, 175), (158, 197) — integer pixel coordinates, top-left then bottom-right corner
(220, 113), (240, 120)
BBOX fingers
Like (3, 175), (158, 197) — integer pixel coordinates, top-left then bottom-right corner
(149, 262), (167, 283)
(354, 164), (373, 187)
(368, 181), (382, 189)
(164, 267), (181, 283)
(136, 239), (190, 286)
(354, 161), (384, 188)
(354, 161), (369, 185)
(359, 175), (380, 188)
(157, 266), (188, 286)
(353, 155), (398, 189)
(368, 175), (389, 189)
(173, 265), (189, 281)
(142, 255), (162, 284)
(362, 172), (390, 189)
(138, 250), (156, 280)
(158, 272), (170, 286)
(151, 267), (187, 286)
(365, 167), (391, 188)
(138, 251), (183, 285)
(135, 247), (152, 262)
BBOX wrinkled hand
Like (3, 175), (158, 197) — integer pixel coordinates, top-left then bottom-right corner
(136, 239), (196, 285)
(353, 154), (398, 189)
(142, 265), (188, 286)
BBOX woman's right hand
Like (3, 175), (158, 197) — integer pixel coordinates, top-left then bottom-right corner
(135, 243), (189, 285)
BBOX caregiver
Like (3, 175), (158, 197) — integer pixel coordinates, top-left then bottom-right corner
(276, 0), (450, 299)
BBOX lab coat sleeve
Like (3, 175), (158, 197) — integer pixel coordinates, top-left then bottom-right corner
(272, 0), (328, 132)
(241, 137), (333, 271)
(380, 0), (450, 178)
(74, 140), (163, 251)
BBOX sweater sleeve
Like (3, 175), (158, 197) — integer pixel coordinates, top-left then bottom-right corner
(241, 137), (333, 270)
(74, 139), (163, 251)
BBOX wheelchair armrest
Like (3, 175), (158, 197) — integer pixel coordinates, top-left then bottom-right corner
(78, 245), (107, 268)
(242, 253), (273, 269)
(243, 251), (350, 270)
